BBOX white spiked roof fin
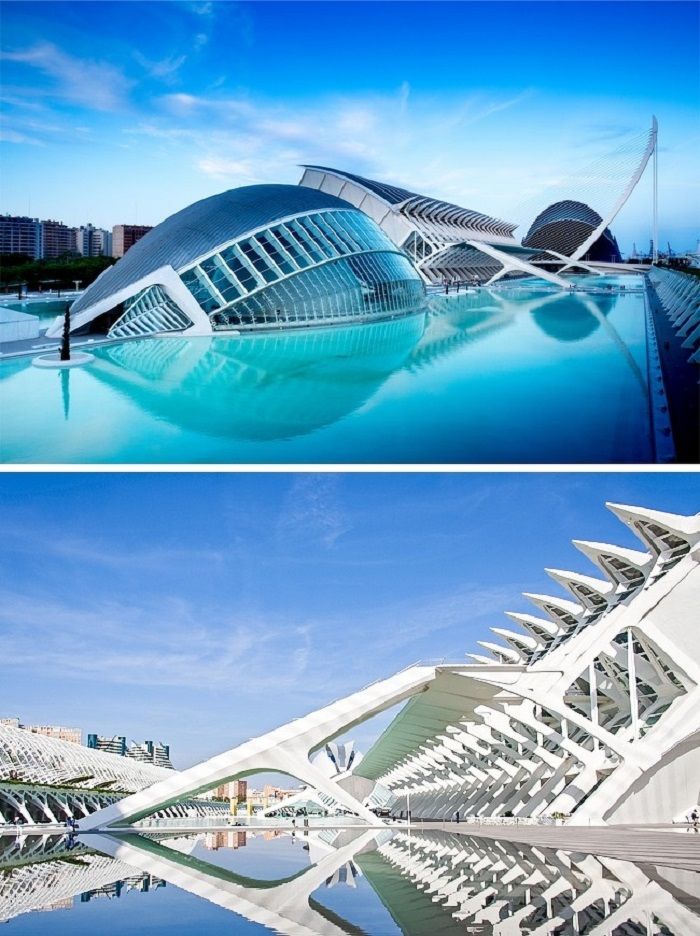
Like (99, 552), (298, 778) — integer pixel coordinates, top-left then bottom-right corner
(572, 540), (652, 570)
(523, 592), (583, 616)
(491, 627), (538, 650)
(504, 611), (559, 636)
(545, 567), (614, 595)
(477, 641), (521, 663)
(606, 502), (700, 542)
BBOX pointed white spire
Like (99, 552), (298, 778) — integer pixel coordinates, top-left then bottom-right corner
(504, 611), (559, 639)
(545, 567), (613, 610)
(606, 502), (700, 551)
(572, 540), (652, 587)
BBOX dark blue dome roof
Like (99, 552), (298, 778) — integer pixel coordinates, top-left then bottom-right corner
(73, 184), (355, 314)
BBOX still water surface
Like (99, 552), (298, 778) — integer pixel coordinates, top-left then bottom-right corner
(1, 277), (655, 463)
(2, 826), (695, 934)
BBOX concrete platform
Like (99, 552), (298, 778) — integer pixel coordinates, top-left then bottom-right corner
(417, 820), (700, 872)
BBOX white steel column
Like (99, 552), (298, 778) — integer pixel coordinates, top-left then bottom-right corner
(589, 661), (600, 752)
(627, 629), (640, 740)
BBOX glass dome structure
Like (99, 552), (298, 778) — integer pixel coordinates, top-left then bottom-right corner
(522, 200), (622, 263)
(48, 185), (424, 340)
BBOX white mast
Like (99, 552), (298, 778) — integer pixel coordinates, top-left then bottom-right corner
(652, 116), (658, 264)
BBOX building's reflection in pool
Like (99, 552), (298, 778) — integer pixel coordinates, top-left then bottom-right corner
(2, 826), (697, 934)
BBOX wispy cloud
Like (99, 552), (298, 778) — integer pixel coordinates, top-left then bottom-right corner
(1, 524), (226, 573)
(0, 587), (310, 693)
(0, 128), (44, 146)
(1, 42), (133, 111)
(138, 84), (536, 205)
(0, 574), (518, 701)
(133, 51), (187, 84)
(276, 474), (352, 549)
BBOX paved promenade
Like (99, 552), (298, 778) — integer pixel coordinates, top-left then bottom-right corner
(418, 820), (700, 872)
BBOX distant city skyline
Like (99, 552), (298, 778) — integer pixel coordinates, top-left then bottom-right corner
(1, 2), (698, 253)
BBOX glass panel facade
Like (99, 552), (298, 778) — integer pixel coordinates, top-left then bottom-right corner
(211, 252), (422, 330)
(179, 209), (423, 331)
(109, 285), (193, 339)
(199, 255), (242, 303)
(180, 268), (220, 313)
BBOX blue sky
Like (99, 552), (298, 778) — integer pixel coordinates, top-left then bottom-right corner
(0, 471), (697, 770)
(1, 1), (698, 253)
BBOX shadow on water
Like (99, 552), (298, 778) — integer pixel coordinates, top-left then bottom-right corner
(2, 827), (699, 934)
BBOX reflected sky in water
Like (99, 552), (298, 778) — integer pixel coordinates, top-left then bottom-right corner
(1, 826), (697, 935)
(1, 276), (654, 463)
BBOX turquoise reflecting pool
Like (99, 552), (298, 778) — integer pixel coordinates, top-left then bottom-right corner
(0, 297), (74, 320)
(2, 826), (697, 934)
(0, 276), (658, 463)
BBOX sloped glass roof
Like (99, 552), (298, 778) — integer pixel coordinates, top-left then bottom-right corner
(303, 165), (416, 205)
(72, 185), (355, 314)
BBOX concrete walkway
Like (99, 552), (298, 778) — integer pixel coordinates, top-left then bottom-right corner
(417, 820), (700, 871)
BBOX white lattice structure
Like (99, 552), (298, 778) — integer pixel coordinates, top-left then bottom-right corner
(648, 267), (700, 369)
(356, 503), (700, 825)
(0, 723), (171, 792)
(298, 165), (573, 289)
(82, 502), (699, 831)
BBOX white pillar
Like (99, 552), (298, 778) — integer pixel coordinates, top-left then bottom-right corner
(627, 629), (639, 740)
(589, 662), (600, 751)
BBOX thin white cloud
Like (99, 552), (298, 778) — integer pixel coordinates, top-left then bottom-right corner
(276, 474), (353, 549)
(0, 128), (44, 146)
(1, 524), (226, 572)
(0, 576), (517, 699)
(133, 51), (188, 83)
(1, 42), (132, 111)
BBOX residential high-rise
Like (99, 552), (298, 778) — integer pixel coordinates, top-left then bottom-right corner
(211, 779), (247, 801)
(87, 734), (173, 768)
(76, 224), (112, 257)
(87, 734), (127, 756)
(1, 717), (81, 744)
(42, 220), (78, 259)
(0, 215), (42, 259)
(126, 740), (172, 769)
(112, 224), (152, 258)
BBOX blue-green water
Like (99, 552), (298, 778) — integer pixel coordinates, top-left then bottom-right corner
(0, 277), (655, 463)
(0, 298), (74, 320)
(2, 827), (696, 934)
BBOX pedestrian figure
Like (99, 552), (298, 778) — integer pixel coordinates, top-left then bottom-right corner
(691, 807), (699, 830)
(455, 811), (460, 824)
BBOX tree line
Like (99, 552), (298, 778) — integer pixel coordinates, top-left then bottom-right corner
(0, 253), (116, 292)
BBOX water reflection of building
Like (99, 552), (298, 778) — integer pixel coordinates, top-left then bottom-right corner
(0, 849), (164, 923)
(80, 827), (700, 936)
(361, 830), (699, 935)
(204, 830), (247, 851)
(79, 873), (165, 902)
(88, 313), (426, 443)
(211, 779), (247, 801)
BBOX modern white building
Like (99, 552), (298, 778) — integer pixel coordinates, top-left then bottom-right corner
(297, 165), (563, 287)
(48, 184), (424, 340)
(82, 501), (699, 832)
(355, 502), (700, 826)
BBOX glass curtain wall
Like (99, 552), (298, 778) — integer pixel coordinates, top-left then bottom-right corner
(179, 209), (424, 330)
